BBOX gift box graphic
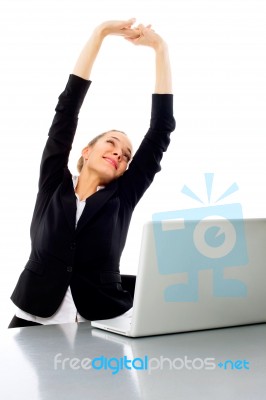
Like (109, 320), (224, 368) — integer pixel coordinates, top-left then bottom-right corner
(152, 174), (248, 302)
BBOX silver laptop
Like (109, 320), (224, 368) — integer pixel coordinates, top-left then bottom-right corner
(91, 218), (266, 337)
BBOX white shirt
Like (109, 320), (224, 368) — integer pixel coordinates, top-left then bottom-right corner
(16, 176), (100, 324)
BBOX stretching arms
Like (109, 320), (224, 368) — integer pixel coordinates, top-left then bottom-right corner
(72, 20), (172, 95)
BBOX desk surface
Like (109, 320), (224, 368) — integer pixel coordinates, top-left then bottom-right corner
(0, 322), (265, 400)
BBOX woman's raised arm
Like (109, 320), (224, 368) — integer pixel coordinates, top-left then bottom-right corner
(125, 24), (172, 94)
(73, 19), (138, 80)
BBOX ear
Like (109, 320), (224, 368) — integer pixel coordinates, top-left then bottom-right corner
(81, 146), (92, 160)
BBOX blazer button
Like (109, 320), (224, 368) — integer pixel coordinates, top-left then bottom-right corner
(67, 266), (72, 272)
(70, 242), (76, 250)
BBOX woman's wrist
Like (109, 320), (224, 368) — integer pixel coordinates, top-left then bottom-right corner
(153, 38), (168, 53)
(93, 22), (119, 40)
(92, 25), (107, 42)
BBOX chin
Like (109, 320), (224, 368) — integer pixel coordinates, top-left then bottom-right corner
(97, 166), (122, 185)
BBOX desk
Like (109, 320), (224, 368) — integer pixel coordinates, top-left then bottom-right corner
(0, 322), (265, 400)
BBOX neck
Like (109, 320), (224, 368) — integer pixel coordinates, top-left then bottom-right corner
(75, 170), (100, 201)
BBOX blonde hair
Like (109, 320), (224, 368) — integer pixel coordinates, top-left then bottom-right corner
(77, 130), (126, 173)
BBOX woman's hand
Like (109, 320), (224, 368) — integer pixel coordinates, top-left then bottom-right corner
(124, 24), (165, 50)
(96, 19), (140, 40)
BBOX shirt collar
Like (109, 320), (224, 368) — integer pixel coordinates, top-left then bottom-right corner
(72, 175), (105, 193)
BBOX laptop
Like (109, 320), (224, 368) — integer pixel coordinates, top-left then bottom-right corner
(91, 218), (266, 337)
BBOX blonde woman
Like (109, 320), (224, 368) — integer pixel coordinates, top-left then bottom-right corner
(9, 19), (175, 328)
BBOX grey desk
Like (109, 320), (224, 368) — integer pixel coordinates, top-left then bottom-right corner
(1, 322), (265, 400)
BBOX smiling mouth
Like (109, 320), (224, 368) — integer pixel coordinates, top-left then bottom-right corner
(103, 157), (118, 170)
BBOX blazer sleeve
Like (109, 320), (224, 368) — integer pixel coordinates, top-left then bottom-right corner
(118, 94), (176, 209)
(38, 74), (91, 193)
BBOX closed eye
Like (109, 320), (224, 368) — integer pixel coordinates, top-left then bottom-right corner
(106, 139), (131, 162)
(123, 152), (131, 162)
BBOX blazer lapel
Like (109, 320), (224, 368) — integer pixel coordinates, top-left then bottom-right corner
(76, 180), (118, 234)
(60, 170), (77, 232)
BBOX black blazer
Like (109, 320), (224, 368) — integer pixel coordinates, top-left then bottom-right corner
(11, 74), (176, 320)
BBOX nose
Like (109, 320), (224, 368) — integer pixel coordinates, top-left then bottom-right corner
(112, 149), (122, 160)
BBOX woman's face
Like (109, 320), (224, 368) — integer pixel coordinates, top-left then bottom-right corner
(82, 131), (133, 184)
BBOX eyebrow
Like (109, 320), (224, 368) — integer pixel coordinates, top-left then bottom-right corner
(110, 136), (132, 155)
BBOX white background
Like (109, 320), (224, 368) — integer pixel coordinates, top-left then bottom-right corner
(0, 0), (265, 329)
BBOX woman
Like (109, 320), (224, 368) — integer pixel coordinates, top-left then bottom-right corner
(9, 19), (175, 328)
